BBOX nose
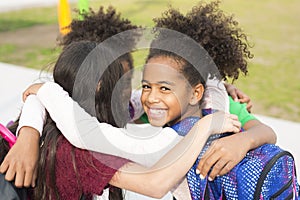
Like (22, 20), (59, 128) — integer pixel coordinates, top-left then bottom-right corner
(146, 88), (160, 104)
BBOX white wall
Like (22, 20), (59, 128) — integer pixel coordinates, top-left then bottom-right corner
(0, 62), (51, 124)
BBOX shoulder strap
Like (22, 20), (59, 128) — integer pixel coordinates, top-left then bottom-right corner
(254, 150), (294, 200)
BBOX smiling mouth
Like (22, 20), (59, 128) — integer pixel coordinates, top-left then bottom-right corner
(147, 108), (167, 119)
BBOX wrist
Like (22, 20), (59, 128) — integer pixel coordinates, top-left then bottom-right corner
(18, 126), (40, 142)
(236, 132), (252, 151)
(199, 114), (214, 135)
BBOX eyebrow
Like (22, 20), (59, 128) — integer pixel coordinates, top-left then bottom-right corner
(141, 80), (176, 86)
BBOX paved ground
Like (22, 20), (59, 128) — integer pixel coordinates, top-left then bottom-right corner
(0, 62), (299, 175)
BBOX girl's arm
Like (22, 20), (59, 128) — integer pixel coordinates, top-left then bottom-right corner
(20, 82), (181, 166)
(110, 112), (241, 198)
(0, 95), (44, 187)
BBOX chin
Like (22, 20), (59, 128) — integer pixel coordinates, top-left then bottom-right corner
(149, 119), (166, 127)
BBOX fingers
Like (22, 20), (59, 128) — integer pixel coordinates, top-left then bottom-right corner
(229, 113), (238, 121)
(218, 161), (235, 176)
(197, 150), (228, 181)
(22, 86), (35, 102)
(224, 114), (241, 133)
(197, 147), (216, 178)
(197, 146), (236, 181)
(22, 90), (30, 102)
(14, 168), (25, 188)
(236, 90), (249, 103)
(24, 166), (34, 187)
(0, 155), (36, 188)
(4, 163), (35, 188)
(31, 167), (38, 187)
(207, 159), (228, 180)
(232, 119), (241, 132)
(22, 83), (43, 102)
(206, 160), (235, 181)
(197, 142), (223, 180)
(236, 90), (253, 113)
(228, 114), (241, 132)
(246, 102), (253, 113)
(0, 159), (9, 174)
(198, 156), (220, 180)
(229, 89), (238, 102)
(226, 84), (253, 112)
(4, 161), (17, 182)
(224, 83), (238, 102)
(2, 157), (24, 187)
(209, 112), (241, 134)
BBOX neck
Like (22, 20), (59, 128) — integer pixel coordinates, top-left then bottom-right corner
(167, 105), (202, 126)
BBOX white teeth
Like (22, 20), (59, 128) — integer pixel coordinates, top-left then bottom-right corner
(149, 108), (165, 114)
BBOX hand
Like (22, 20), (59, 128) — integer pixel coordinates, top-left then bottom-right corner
(206, 111), (241, 134)
(22, 83), (44, 102)
(0, 127), (40, 187)
(224, 83), (252, 112)
(196, 133), (248, 181)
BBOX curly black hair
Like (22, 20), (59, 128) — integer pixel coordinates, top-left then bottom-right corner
(59, 6), (141, 69)
(152, 1), (253, 81)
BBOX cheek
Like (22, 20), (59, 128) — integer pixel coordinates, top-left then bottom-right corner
(164, 95), (180, 110)
(140, 92), (147, 105)
(168, 93), (188, 111)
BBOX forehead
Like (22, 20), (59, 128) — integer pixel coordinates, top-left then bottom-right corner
(143, 56), (186, 82)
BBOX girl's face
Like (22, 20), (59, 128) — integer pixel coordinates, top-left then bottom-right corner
(141, 56), (203, 127)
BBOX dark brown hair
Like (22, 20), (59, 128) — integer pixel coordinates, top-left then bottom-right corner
(59, 6), (141, 71)
(34, 41), (127, 200)
(151, 0), (253, 81)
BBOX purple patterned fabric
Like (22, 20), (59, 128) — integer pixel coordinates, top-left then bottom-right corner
(171, 113), (300, 200)
(225, 144), (300, 199)
(171, 115), (224, 200)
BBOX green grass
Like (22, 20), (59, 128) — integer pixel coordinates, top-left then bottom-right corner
(0, 44), (60, 70)
(217, 0), (300, 121)
(0, 0), (299, 122)
(0, 7), (58, 32)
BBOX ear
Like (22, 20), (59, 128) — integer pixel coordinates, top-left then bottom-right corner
(189, 83), (204, 105)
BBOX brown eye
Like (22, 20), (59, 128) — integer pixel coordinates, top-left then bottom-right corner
(161, 86), (170, 91)
(142, 84), (150, 89)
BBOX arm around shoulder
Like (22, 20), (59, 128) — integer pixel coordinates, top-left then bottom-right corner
(242, 119), (277, 150)
(109, 113), (241, 198)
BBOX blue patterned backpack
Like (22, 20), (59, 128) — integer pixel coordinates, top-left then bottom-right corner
(222, 144), (299, 200)
(171, 116), (300, 200)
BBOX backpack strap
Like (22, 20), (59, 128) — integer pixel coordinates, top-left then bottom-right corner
(253, 150), (294, 200)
